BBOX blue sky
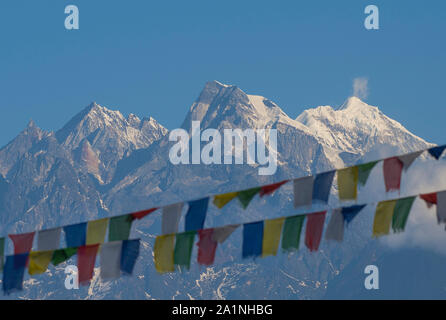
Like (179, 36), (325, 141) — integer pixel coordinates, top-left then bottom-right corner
(0, 0), (445, 147)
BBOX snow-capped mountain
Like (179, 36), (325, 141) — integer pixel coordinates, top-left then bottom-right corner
(0, 80), (441, 300)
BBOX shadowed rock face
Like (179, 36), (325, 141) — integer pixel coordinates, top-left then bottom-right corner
(0, 81), (438, 300)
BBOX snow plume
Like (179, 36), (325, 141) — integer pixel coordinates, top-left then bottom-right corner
(352, 77), (369, 100)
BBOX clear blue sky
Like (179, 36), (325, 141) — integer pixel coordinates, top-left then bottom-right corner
(0, 0), (445, 146)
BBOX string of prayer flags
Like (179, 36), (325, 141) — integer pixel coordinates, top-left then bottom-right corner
(9, 232), (35, 255)
(185, 198), (209, 231)
(305, 211), (326, 251)
(259, 181), (288, 197)
(237, 187), (261, 209)
(398, 151), (423, 171)
(262, 217), (285, 257)
(197, 229), (217, 265)
(28, 251), (53, 275)
(37, 228), (61, 251)
(120, 239), (140, 275)
(51, 247), (77, 266)
(64, 223), (86, 248)
(213, 192), (238, 209)
(358, 161), (378, 186)
(77, 244), (99, 285)
(342, 204), (366, 224)
(392, 197), (416, 232)
(281, 215), (305, 252)
(428, 145), (446, 160)
(131, 208), (157, 220)
(154, 234), (175, 273)
(337, 166), (358, 201)
(313, 171), (335, 204)
(0, 238), (4, 272)
(162, 203), (184, 234)
(3, 253), (28, 295)
(373, 200), (397, 237)
(383, 157), (403, 192)
(420, 192), (437, 208)
(212, 224), (240, 243)
(108, 214), (133, 241)
(174, 231), (196, 269)
(436, 191), (446, 224)
(325, 209), (344, 242)
(293, 176), (314, 208)
(100, 241), (122, 280)
(86, 218), (108, 245)
(242, 221), (263, 258)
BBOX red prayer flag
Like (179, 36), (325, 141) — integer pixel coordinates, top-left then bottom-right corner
(77, 244), (99, 285)
(383, 157), (403, 192)
(259, 181), (288, 197)
(196, 229), (218, 266)
(420, 193), (437, 208)
(304, 211), (326, 252)
(9, 232), (35, 254)
(131, 208), (157, 220)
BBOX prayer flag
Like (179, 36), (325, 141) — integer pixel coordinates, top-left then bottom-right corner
(305, 211), (326, 251)
(162, 203), (184, 234)
(358, 161), (378, 186)
(242, 221), (263, 258)
(28, 251), (53, 275)
(428, 145), (446, 160)
(398, 151), (423, 171)
(77, 244), (99, 285)
(3, 253), (28, 295)
(185, 198), (209, 231)
(237, 187), (261, 209)
(383, 157), (403, 192)
(9, 232), (35, 255)
(313, 171), (335, 203)
(437, 191), (446, 224)
(213, 192), (238, 209)
(262, 217), (285, 257)
(100, 241), (122, 280)
(108, 215), (133, 241)
(131, 208), (157, 220)
(260, 181), (288, 197)
(51, 247), (77, 266)
(37, 228), (61, 251)
(281, 215), (305, 251)
(373, 200), (397, 237)
(325, 209), (344, 242)
(86, 218), (108, 245)
(212, 224), (239, 243)
(293, 176), (314, 208)
(337, 167), (358, 201)
(174, 231), (196, 269)
(64, 223), (87, 248)
(420, 192), (437, 208)
(121, 239), (140, 275)
(154, 234), (175, 273)
(342, 204), (366, 224)
(197, 229), (217, 266)
(392, 197), (416, 232)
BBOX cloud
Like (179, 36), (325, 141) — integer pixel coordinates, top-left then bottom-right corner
(352, 77), (369, 100)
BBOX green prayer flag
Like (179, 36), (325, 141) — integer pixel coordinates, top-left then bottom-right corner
(51, 247), (78, 266)
(358, 161), (378, 186)
(392, 197), (416, 232)
(0, 237), (4, 272)
(109, 214), (133, 241)
(174, 231), (196, 269)
(237, 187), (261, 209)
(281, 215), (305, 251)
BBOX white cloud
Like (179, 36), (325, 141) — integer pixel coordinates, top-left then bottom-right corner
(352, 77), (369, 100)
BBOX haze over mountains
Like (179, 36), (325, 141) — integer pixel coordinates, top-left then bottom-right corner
(0, 80), (444, 299)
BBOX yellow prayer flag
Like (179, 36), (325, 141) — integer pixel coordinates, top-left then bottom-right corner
(262, 217), (285, 257)
(373, 200), (397, 237)
(338, 166), (358, 201)
(154, 234), (175, 273)
(213, 192), (238, 209)
(28, 251), (53, 275)
(86, 218), (109, 245)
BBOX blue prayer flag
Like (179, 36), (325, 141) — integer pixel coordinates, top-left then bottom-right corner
(64, 223), (87, 248)
(312, 170), (335, 203)
(3, 253), (28, 295)
(121, 239), (140, 275)
(185, 198), (209, 231)
(428, 145), (446, 160)
(342, 204), (366, 224)
(242, 221), (263, 258)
